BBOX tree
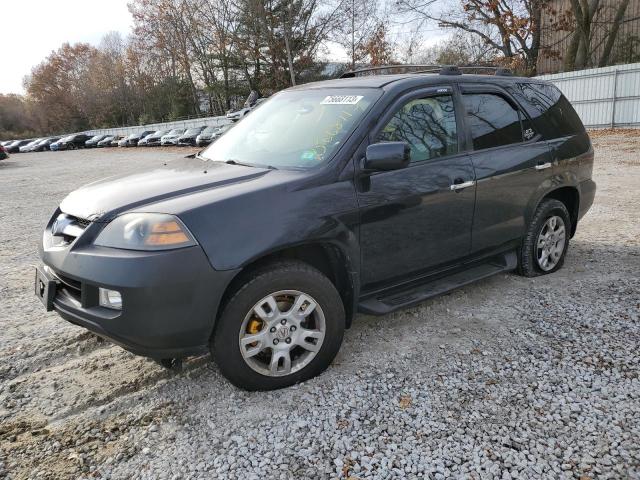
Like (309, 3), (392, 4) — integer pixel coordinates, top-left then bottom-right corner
(25, 43), (100, 133)
(558, 0), (633, 69)
(410, 32), (497, 65)
(396, 0), (545, 74)
(357, 23), (396, 66)
(331, 0), (382, 69)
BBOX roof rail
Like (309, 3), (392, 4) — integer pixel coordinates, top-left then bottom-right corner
(339, 65), (442, 78)
(340, 64), (513, 78)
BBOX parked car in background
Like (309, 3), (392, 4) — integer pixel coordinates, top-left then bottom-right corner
(140, 129), (170, 147)
(55, 134), (91, 150)
(85, 135), (108, 148)
(177, 126), (205, 146)
(195, 126), (219, 147)
(97, 136), (116, 147)
(20, 138), (45, 153)
(111, 136), (125, 147)
(32, 137), (60, 152)
(6, 140), (32, 153)
(138, 130), (163, 146)
(107, 136), (124, 147)
(49, 138), (63, 151)
(209, 123), (234, 143)
(117, 137), (129, 147)
(0, 144), (9, 160)
(160, 129), (185, 146)
(124, 130), (155, 147)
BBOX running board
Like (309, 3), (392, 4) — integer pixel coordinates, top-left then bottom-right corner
(358, 251), (517, 315)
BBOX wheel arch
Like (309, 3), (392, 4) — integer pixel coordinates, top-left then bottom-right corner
(213, 242), (358, 334)
(530, 186), (580, 237)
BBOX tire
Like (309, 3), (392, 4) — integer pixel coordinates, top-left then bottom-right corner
(517, 198), (571, 277)
(211, 261), (345, 391)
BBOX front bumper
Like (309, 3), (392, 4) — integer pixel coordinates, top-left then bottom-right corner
(40, 220), (239, 358)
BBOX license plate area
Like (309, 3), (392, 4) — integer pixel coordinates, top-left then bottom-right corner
(35, 266), (57, 311)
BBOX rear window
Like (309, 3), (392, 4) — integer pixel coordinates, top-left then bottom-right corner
(507, 83), (585, 139)
(463, 93), (523, 150)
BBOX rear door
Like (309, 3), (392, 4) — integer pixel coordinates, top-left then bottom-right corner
(460, 86), (554, 253)
(357, 87), (476, 288)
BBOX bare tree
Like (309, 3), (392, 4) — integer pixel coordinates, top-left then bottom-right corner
(396, 0), (545, 73)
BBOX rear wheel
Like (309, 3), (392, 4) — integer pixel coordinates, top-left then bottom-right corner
(211, 261), (344, 390)
(518, 198), (571, 277)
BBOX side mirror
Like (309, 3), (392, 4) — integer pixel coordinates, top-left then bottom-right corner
(363, 142), (410, 172)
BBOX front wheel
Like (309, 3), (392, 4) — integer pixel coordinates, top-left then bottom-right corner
(518, 198), (571, 277)
(211, 261), (345, 390)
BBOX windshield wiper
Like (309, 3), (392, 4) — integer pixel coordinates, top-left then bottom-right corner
(195, 154), (276, 170)
(226, 159), (277, 170)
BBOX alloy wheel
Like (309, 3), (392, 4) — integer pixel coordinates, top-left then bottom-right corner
(238, 290), (326, 377)
(536, 215), (566, 271)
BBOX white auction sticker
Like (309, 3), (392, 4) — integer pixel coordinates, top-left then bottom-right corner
(321, 95), (363, 105)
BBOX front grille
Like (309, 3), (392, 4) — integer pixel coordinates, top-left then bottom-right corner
(74, 217), (91, 229)
(52, 213), (91, 243)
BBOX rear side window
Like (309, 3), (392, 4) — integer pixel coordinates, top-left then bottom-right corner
(507, 83), (585, 139)
(377, 95), (458, 163)
(463, 93), (523, 150)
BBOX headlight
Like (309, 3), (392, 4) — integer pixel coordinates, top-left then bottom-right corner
(94, 213), (197, 251)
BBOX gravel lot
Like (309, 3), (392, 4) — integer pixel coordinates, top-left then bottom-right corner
(0, 134), (639, 480)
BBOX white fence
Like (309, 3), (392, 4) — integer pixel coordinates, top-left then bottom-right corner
(538, 62), (640, 129)
(84, 114), (232, 137)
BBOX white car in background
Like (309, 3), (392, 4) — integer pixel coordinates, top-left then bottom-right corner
(160, 129), (185, 146)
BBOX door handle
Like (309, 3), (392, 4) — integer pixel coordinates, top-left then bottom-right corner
(535, 162), (552, 170)
(450, 180), (475, 191)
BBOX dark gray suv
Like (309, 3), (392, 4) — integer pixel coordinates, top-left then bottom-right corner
(35, 66), (595, 390)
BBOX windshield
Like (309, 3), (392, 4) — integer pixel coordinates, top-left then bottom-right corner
(90, 135), (102, 141)
(200, 88), (380, 169)
(202, 126), (217, 134)
(184, 128), (202, 135)
(167, 129), (183, 136)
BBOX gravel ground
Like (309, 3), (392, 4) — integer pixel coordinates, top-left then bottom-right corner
(0, 135), (639, 480)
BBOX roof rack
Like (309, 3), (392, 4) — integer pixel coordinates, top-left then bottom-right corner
(339, 64), (513, 78)
(340, 65), (441, 78)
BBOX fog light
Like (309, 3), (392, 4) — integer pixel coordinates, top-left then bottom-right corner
(99, 288), (122, 310)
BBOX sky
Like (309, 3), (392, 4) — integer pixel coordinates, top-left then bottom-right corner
(0, 0), (132, 95)
(0, 0), (447, 95)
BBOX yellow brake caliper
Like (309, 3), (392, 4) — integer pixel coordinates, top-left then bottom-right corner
(247, 317), (263, 346)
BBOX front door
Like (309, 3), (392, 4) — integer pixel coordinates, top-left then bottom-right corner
(357, 90), (476, 289)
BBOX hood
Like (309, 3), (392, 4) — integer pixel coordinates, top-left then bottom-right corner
(59, 157), (271, 221)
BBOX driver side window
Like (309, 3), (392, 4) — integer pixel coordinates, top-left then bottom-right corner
(377, 95), (458, 163)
